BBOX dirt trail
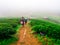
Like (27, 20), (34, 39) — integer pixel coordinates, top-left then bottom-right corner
(11, 23), (42, 45)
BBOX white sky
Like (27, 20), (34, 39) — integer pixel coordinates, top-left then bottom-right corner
(0, 0), (60, 12)
(0, 0), (60, 17)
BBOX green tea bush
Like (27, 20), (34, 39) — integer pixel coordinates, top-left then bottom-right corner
(30, 19), (60, 40)
(0, 24), (16, 39)
(0, 18), (20, 40)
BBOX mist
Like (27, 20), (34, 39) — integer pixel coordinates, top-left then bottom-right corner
(0, 0), (60, 18)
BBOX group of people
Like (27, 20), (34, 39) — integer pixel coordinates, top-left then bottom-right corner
(20, 17), (28, 26)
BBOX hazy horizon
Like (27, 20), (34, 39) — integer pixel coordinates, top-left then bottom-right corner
(0, 0), (60, 17)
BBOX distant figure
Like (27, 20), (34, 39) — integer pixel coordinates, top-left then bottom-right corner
(25, 18), (27, 24)
(20, 17), (25, 26)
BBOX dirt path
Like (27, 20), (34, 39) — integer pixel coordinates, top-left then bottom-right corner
(11, 23), (42, 45)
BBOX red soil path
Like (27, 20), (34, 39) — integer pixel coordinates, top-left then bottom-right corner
(10, 23), (42, 45)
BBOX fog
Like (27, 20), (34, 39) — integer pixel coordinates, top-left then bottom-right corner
(0, 0), (60, 18)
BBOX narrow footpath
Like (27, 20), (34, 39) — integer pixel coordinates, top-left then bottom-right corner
(11, 23), (42, 45)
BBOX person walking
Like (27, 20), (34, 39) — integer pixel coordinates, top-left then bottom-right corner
(24, 18), (27, 24)
(20, 17), (25, 26)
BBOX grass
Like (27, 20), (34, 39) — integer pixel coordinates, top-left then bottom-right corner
(0, 37), (18, 45)
(34, 34), (60, 45)
(0, 25), (21, 45)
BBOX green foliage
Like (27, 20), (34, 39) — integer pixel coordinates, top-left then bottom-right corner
(30, 19), (60, 40)
(0, 18), (21, 45)
(0, 18), (20, 40)
(0, 37), (18, 45)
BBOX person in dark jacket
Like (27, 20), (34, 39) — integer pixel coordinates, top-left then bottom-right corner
(20, 17), (25, 26)
(25, 18), (27, 24)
